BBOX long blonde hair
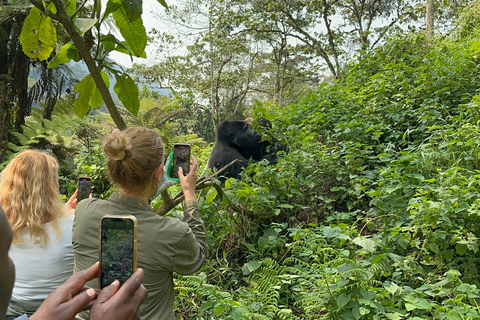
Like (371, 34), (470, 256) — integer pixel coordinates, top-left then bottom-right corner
(0, 149), (65, 246)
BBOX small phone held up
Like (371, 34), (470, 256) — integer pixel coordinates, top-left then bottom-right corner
(99, 215), (138, 289)
(77, 177), (91, 202)
(171, 143), (191, 179)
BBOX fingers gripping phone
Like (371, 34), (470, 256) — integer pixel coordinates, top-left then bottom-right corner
(99, 215), (137, 289)
(171, 143), (191, 179)
(77, 177), (91, 202)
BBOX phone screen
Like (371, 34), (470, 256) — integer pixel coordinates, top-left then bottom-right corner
(172, 144), (191, 178)
(77, 177), (91, 202)
(99, 216), (137, 289)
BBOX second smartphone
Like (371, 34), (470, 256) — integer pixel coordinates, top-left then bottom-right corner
(172, 143), (191, 178)
(99, 215), (137, 289)
(77, 177), (91, 202)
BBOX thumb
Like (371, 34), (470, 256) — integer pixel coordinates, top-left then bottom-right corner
(96, 280), (120, 305)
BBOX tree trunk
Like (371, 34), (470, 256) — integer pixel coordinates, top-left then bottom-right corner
(426, 0), (434, 41)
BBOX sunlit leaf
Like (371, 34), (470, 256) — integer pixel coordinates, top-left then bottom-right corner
(48, 42), (74, 68)
(20, 7), (56, 61)
(205, 188), (218, 203)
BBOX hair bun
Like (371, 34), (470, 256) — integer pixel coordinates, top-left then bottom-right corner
(110, 151), (127, 161)
(104, 129), (132, 161)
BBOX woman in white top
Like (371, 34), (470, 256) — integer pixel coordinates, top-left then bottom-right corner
(0, 149), (78, 318)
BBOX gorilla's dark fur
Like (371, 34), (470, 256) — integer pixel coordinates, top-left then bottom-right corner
(207, 119), (285, 179)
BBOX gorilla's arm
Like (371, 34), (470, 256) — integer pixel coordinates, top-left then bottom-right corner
(208, 146), (248, 180)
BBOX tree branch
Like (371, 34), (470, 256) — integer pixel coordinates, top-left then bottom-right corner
(154, 159), (243, 216)
(40, 0), (127, 129)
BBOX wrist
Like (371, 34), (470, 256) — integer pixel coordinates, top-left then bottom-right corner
(183, 191), (196, 202)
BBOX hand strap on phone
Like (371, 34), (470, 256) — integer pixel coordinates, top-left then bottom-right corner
(151, 153), (179, 200)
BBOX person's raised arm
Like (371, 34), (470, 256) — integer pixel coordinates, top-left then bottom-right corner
(175, 155), (208, 274)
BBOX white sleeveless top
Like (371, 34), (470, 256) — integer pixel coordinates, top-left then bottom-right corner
(10, 214), (74, 300)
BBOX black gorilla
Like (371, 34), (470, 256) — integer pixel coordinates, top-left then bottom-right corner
(207, 119), (285, 180)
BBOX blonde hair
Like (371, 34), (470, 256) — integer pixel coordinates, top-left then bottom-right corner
(103, 127), (164, 193)
(0, 149), (65, 246)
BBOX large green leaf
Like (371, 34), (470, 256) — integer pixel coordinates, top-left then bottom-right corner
(20, 7), (57, 61)
(91, 72), (110, 108)
(74, 74), (96, 117)
(120, 0), (142, 22)
(102, 0), (122, 23)
(353, 236), (376, 253)
(114, 73), (139, 116)
(112, 7), (146, 57)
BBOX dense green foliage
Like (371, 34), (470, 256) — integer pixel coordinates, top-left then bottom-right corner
(169, 30), (480, 319)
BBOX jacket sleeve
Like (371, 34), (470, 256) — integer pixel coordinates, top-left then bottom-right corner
(172, 200), (208, 275)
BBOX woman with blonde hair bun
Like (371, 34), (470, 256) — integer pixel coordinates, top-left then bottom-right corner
(0, 149), (78, 318)
(73, 127), (208, 320)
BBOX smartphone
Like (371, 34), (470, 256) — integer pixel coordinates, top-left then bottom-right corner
(172, 143), (191, 178)
(77, 177), (91, 202)
(99, 215), (137, 289)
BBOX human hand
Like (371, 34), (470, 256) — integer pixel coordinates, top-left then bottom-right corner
(179, 155), (199, 202)
(88, 268), (148, 320)
(65, 190), (78, 213)
(30, 262), (100, 320)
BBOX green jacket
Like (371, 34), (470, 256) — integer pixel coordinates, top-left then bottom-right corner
(72, 193), (207, 320)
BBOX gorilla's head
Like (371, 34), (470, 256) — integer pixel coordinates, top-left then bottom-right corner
(216, 120), (262, 150)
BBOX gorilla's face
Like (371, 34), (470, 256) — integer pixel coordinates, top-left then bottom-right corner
(217, 120), (262, 149)
(232, 122), (262, 149)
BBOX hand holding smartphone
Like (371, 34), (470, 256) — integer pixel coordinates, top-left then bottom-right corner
(172, 143), (191, 179)
(77, 177), (91, 202)
(99, 215), (138, 289)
